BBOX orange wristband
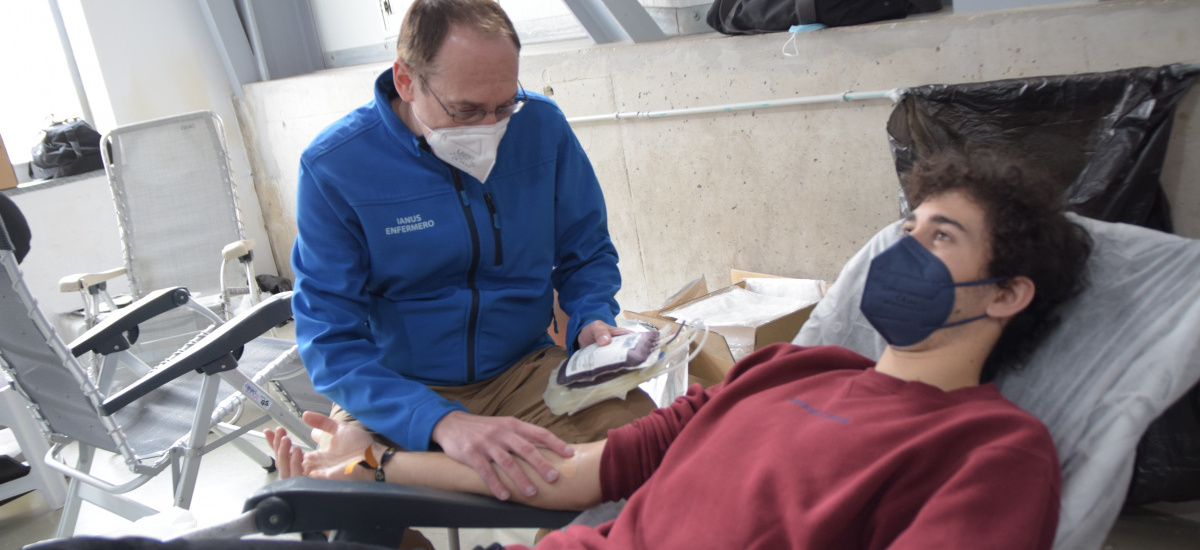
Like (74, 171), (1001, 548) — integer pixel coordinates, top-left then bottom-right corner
(345, 445), (396, 482)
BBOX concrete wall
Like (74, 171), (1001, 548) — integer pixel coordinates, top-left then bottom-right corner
(235, 0), (1200, 313)
(4, 175), (127, 317)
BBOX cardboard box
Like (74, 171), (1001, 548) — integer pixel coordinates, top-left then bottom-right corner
(0, 134), (18, 190)
(624, 270), (823, 387)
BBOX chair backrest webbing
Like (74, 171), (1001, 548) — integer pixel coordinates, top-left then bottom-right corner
(103, 110), (245, 300)
(102, 110), (246, 363)
(0, 250), (117, 452)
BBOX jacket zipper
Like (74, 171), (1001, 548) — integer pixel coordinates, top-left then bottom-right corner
(483, 193), (503, 266)
(450, 168), (481, 382)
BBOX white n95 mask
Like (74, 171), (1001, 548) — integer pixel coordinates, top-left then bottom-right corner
(414, 110), (510, 183)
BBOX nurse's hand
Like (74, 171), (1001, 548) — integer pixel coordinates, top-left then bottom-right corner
(431, 411), (574, 501)
(576, 320), (631, 349)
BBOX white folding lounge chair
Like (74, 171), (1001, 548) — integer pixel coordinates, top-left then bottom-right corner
(1, 214), (325, 537)
(61, 110), (265, 365)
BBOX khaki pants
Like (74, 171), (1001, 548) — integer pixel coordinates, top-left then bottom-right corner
(331, 345), (657, 446)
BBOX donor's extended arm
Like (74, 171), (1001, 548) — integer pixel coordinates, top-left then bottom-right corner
(267, 412), (605, 511)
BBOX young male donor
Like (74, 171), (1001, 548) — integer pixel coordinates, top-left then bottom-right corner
(273, 150), (1093, 550)
(289, 0), (655, 510)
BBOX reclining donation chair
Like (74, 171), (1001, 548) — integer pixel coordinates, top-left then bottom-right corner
(205, 214), (1199, 550)
(0, 215), (324, 538)
(795, 214), (1200, 550)
(61, 111), (266, 365)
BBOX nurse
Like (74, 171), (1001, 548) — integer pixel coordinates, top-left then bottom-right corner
(289, 0), (655, 513)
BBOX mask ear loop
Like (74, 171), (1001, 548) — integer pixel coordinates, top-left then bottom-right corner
(951, 277), (1010, 289)
(782, 32), (800, 57)
(934, 276), (1011, 329)
(410, 105), (434, 135)
(781, 23), (827, 57)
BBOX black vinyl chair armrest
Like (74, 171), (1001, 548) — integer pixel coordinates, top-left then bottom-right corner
(69, 286), (191, 357)
(244, 477), (578, 544)
(99, 292), (295, 416)
(164, 290), (294, 369)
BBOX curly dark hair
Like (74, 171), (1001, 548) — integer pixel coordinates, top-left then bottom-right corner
(902, 149), (1093, 382)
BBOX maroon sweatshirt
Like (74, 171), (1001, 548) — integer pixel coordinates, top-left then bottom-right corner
(521, 344), (1060, 550)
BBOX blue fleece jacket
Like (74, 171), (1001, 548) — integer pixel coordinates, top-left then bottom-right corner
(291, 69), (621, 451)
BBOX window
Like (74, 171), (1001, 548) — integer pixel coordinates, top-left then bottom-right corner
(0, 1), (85, 165)
(499, 0), (588, 44)
(379, 0), (586, 44)
(316, 0), (666, 70)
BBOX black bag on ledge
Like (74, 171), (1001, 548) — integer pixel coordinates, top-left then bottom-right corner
(29, 117), (104, 180)
(707, 0), (942, 35)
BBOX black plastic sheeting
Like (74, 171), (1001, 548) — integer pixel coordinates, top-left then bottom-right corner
(888, 63), (1199, 231)
(886, 64), (1200, 507)
(1126, 384), (1200, 506)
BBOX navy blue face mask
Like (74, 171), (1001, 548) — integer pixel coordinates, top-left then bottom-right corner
(860, 235), (1007, 347)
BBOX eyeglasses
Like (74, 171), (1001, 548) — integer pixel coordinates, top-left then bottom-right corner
(419, 75), (527, 124)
